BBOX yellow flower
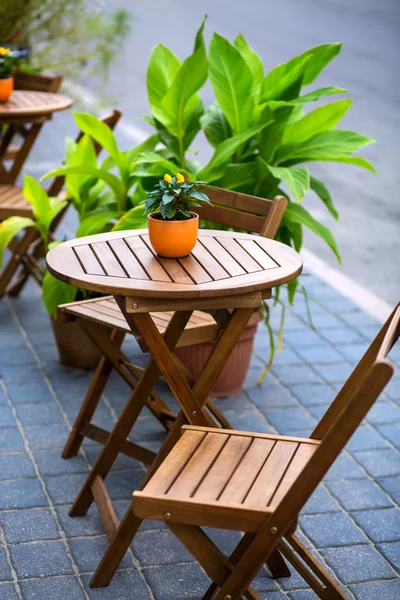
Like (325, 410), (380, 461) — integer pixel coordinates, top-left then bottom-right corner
(176, 172), (185, 183)
(0, 47), (11, 57)
(163, 174), (172, 183)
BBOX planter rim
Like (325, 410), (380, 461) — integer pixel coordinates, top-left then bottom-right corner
(148, 211), (199, 223)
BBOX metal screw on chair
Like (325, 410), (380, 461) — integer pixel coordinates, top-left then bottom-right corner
(224, 595), (232, 600)
(270, 526), (278, 534)
(164, 512), (171, 520)
(132, 303), (139, 309)
(192, 411), (198, 417)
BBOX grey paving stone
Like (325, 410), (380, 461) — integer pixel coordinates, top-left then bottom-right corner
(143, 562), (209, 599)
(376, 423), (400, 449)
(302, 485), (341, 514)
(56, 505), (104, 538)
(376, 541), (400, 572)
(212, 393), (253, 411)
(6, 381), (55, 405)
(312, 363), (353, 385)
(0, 547), (13, 582)
(320, 327), (365, 345)
(10, 540), (73, 578)
(288, 591), (319, 600)
(0, 405), (16, 427)
(336, 343), (369, 363)
(223, 409), (273, 433)
(321, 545), (396, 584)
(14, 403), (64, 426)
(81, 570), (152, 599)
(205, 528), (242, 555)
(366, 402), (400, 425)
(34, 449), (89, 477)
(132, 529), (192, 567)
(19, 575), (86, 600)
(257, 346), (303, 366)
(353, 449), (400, 478)
(378, 475), (400, 504)
(247, 383), (297, 408)
(69, 536), (132, 573)
(24, 424), (70, 450)
(0, 583), (19, 600)
(0, 427), (25, 452)
(327, 479), (394, 511)
(271, 364), (323, 386)
(346, 424), (390, 452)
(352, 508), (400, 543)
(0, 508), (59, 543)
(0, 346), (36, 366)
(105, 470), (145, 501)
(130, 416), (167, 442)
(295, 345), (344, 364)
(247, 567), (280, 592)
(324, 453), (366, 481)
(299, 512), (367, 548)
(350, 579), (400, 600)
(261, 406), (316, 433)
(288, 383), (335, 406)
(306, 404), (330, 420)
(0, 452), (35, 480)
(284, 329), (325, 348)
(44, 474), (86, 505)
(0, 479), (48, 509)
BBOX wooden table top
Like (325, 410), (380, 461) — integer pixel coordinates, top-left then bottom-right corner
(0, 91), (73, 121)
(46, 229), (303, 299)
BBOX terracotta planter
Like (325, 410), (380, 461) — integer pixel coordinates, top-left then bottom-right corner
(175, 311), (262, 398)
(51, 317), (107, 369)
(0, 77), (13, 102)
(148, 211), (199, 258)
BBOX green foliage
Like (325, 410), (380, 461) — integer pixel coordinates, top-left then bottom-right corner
(142, 174), (211, 221)
(0, 47), (18, 79)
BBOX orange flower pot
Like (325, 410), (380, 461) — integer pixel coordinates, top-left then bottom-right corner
(148, 212), (199, 258)
(0, 77), (13, 102)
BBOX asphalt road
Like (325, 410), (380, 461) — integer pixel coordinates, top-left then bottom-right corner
(54, 0), (400, 303)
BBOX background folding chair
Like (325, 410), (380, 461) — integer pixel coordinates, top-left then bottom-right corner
(127, 303), (400, 598)
(2, 72), (63, 163)
(59, 190), (288, 459)
(0, 109), (122, 298)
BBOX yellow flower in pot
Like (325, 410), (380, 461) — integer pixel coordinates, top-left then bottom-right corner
(0, 46), (17, 102)
(142, 173), (212, 258)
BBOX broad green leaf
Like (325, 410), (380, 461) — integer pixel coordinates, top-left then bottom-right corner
(200, 102), (232, 148)
(182, 98), (204, 151)
(284, 203), (341, 262)
(234, 34), (264, 101)
(73, 113), (118, 161)
(276, 129), (375, 163)
(49, 197), (68, 223)
(293, 86), (348, 104)
(212, 162), (259, 191)
(310, 176), (338, 220)
(65, 134), (97, 202)
(42, 165), (126, 210)
(0, 216), (36, 268)
(23, 176), (51, 230)
(282, 99), (352, 145)
(209, 33), (255, 135)
(125, 134), (159, 163)
(261, 56), (310, 102)
(42, 272), (78, 318)
(266, 165), (310, 203)
(147, 44), (181, 125)
(300, 43), (342, 85)
(324, 155), (376, 173)
(134, 151), (170, 165)
(64, 136), (77, 162)
(76, 210), (123, 237)
(112, 205), (148, 231)
(258, 104), (295, 163)
(198, 123), (270, 181)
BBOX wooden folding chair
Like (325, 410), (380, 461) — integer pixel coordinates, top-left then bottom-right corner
(59, 190), (288, 458)
(0, 109), (122, 298)
(2, 72), (63, 162)
(127, 303), (400, 599)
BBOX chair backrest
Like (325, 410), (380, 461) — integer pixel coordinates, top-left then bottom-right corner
(272, 303), (400, 527)
(196, 187), (288, 239)
(13, 71), (63, 94)
(47, 109), (122, 198)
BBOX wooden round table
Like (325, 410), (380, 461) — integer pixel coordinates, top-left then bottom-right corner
(0, 90), (73, 184)
(46, 228), (302, 586)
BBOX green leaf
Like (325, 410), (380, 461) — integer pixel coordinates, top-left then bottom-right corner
(77, 210), (123, 237)
(125, 134), (159, 163)
(42, 271), (78, 318)
(284, 203), (341, 263)
(0, 216), (36, 268)
(300, 43), (342, 85)
(276, 129), (375, 163)
(282, 99), (352, 145)
(200, 102), (232, 148)
(211, 162), (259, 191)
(266, 165), (310, 203)
(258, 104), (295, 163)
(293, 86), (348, 104)
(234, 34), (264, 102)
(310, 176), (338, 220)
(49, 197), (68, 223)
(112, 205), (148, 231)
(261, 56), (310, 102)
(209, 33), (255, 135)
(147, 44), (181, 125)
(64, 134), (98, 202)
(324, 155), (376, 173)
(23, 175), (51, 230)
(198, 122), (271, 181)
(73, 113), (118, 161)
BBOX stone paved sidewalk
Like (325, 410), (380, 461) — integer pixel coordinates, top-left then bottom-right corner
(0, 269), (399, 600)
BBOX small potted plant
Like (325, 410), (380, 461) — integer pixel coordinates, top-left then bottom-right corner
(0, 46), (17, 101)
(143, 173), (211, 258)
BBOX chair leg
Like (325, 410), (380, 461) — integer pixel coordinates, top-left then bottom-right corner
(62, 329), (125, 459)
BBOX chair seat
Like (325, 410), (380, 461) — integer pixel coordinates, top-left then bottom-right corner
(0, 185), (33, 219)
(133, 426), (320, 532)
(59, 296), (220, 348)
